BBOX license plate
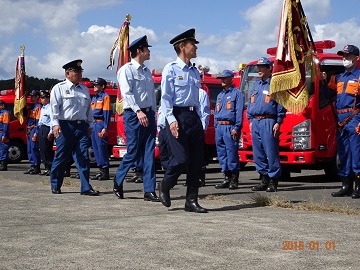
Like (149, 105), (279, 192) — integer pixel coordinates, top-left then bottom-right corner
(119, 150), (127, 157)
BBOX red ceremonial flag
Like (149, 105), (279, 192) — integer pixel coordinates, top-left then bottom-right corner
(14, 45), (27, 124)
(270, 0), (316, 114)
(107, 14), (131, 115)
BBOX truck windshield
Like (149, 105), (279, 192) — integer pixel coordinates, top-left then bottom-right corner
(239, 65), (260, 106)
(239, 62), (317, 106)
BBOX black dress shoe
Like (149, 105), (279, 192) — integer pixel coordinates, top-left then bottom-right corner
(158, 181), (171, 207)
(51, 189), (62, 194)
(39, 170), (50, 176)
(144, 192), (160, 202)
(113, 177), (124, 199)
(80, 189), (100, 196)
(24, 167), (35, 174)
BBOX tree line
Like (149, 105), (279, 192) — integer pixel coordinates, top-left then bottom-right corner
(0, 76), (63, 93)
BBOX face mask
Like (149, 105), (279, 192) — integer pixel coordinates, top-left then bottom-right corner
(343, 59), (354, 68)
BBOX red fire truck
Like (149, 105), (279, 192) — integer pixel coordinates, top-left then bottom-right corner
(238, 40), (354, 178)
(0, 89), (31, 163)
(1, 79), (118, 164)
(112, 66), (245, 165)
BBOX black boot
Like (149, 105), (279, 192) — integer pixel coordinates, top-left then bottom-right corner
(91, 169), (102, 180)
(331, 176), (354, 197)
(251, 174), (270, 191)
(352, 174), (360, 199)
(135, 171), (143, 183)
(215, 171), (232, 189)
(99, 167), (110, 180)
(158, 180), (171, 207)
(0, 160), (7, 171)
(113, 176), (124, 199)
(185, 186), (207, 213)
(126, 170), (139, 182)
(229, 172), (239, 189)
(39, 165), (51, 176)
(266, 178), (278, 192)
(30, 165), (41, 175)
(24, 166), (35, 174)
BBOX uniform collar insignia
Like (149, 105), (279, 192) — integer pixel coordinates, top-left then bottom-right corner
(178, 76), (183, 80)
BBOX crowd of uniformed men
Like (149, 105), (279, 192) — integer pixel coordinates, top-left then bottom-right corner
(0, 29), (359, 211)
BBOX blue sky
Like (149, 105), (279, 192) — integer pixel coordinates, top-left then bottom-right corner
(1, 0), (360, 84)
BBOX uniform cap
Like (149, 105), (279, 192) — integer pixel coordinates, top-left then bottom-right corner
(127, 35), (152, 52)
(337, 45), (360, 56)
(169, 28), (199, 45)
(62, 59), (83, 71)
(39, 90), (50, 98)
(29, 90), (40, 96)
(93, 77), (107, 87)
(256, 57), (273, 66)
(216, 70), (234, 78)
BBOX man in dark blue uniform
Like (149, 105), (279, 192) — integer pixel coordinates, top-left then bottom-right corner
(113, 35), (159, 202)
(24, 90), (42, 175)
(49, 59), (99, 196)
(37, 90), (54, 176)
(0, 100), (10, 171)
(158, 28), (207, 213)
(321, 45), (360, 199)
(214, 70), (244, 190)
(247, 57), (286, 192)
(90, 77), (111, 180)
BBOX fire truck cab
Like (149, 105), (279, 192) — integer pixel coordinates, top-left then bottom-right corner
(238, 40), (354, 178)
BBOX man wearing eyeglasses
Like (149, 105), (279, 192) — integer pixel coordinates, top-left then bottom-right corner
(49, 59), (99, 196)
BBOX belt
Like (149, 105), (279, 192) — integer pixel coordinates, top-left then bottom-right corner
(253, 114), (276, 120)
(217, 121), (234, 125)
(337, 107), (355, 114)
(141, 107), (151, 112)
(64, 120), (85, 124)
(173, 106), (195, 111)
(93, 119), (104, 122)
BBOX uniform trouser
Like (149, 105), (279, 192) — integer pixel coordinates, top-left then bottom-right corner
(38, 125), (54, 168)
(91, 121), (110, 168)
(337, 114), (360, 176)
(115, 109), (156, 192)
(27, 128), (40, 166)
(251, 118), (281, 179)
(131, 155), (144, 172)
(0, 140), (8, 161)
(158, 127), (171, 170)
(50, 120), (92, 192)
(215, 124), (240, 173)
(163, 108), (204, 188)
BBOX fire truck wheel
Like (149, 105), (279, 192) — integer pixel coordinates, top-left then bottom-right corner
(324, 155), (340, 181)
(7, 141), (25, 163)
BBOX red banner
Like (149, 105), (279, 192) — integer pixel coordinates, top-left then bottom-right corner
(270, 0), (315, 114)
(14, 46), (27, 124)
(108, 14), (131, 115)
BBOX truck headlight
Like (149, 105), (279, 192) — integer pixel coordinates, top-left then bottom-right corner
(292, 119), (311, 150)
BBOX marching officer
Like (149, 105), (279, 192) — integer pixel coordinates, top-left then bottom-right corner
(247, 57), (286, 192)
(37, 90), (54, 176)
(321, 45), (360, 199)
(90, 77), (111, 180)
(214, 70), (244, 190)
(158, 28), (207, 213)
(24, 90), (42, 175)
(0, 100), (10, 171)
(49, 59), (99, 196)
(113, 35), (159, 202)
